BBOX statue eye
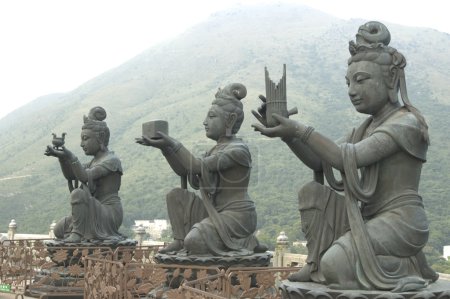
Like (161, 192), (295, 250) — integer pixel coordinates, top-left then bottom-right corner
(355, 73), (370, 83)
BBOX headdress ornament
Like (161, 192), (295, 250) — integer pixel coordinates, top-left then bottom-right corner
(215, 83), (247, 101)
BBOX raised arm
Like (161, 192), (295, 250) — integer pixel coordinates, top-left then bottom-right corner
(57, 157), (77, 180)
(282, 137), (323, 171)
(45, 145), (78, 180)
(136, 134), (190, 176)
(253, 114), (399, 172)
(161, 147), (188, 176)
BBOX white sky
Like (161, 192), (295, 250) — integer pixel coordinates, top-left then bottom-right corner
(0, 0), (448, 120)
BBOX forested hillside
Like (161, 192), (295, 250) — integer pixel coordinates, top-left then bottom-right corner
(0, 4), (449, 264)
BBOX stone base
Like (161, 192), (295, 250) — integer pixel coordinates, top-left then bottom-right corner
(154, 251), (273, 268)
(44, 238), (137, 248)
(280, 279), (450, 299)
(44, 238), (138, 265)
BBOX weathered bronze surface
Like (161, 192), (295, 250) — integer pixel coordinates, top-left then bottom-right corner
(137, 83), (266, 257)
(252, 21), (437, 291)
(45, 107), (125, 243)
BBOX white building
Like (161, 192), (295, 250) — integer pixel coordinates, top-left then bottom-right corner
(133, 219), (169, 240)
(444, 245), (450, 260)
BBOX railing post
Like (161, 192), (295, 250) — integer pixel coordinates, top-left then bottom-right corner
(48, 220), (56, 238)
(275, 231), (289, 267)
(135, 224), (146, 246)
(8, 219), (17, 240)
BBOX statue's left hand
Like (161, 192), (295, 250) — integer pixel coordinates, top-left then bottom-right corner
(44, 145), (76, 161)
(135, 131), (177, 149)
(252, 113), (298, 139)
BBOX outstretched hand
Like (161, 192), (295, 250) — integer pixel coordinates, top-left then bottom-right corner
(135, 131), (176, 149)
(45, 145), (76, 161)
(251, 95), (268, 127)
(252, 113), (298, 139)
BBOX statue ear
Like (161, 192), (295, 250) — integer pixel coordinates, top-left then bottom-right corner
(226, 113), (237, 128)
(97, 131), (106, 144)
(225, 113), (237, 136)
(388, 67), (400, 103)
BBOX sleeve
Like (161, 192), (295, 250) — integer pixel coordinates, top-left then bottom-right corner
(201, 145), (251, 172)
(373, 115), (428, 162)
(86, 154), (123, 181)
(353, 132), (400, 167)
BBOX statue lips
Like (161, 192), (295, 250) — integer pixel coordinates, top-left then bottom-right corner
(351, 98), (363, 107)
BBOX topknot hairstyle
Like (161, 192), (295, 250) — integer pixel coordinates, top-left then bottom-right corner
(212, 83), (247, 134)
(82, 106), (110, 146)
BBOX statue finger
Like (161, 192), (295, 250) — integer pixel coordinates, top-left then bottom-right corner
(258, 94), (267, 103)
(45, 145), (56, 156)
(251, 123), (269, 135)
(258, 103), (266, 114)
(155, 131), (170, 139)
(272, 113), (288, 124)
(141, 136), (155, 144)
(252, 124), (277, 137)
(251, 110), (267, 126)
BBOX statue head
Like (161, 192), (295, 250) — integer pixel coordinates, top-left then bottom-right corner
(347, 21), (429, 143)
(81, 106), (110, 153)
(204, 83), (246, 140)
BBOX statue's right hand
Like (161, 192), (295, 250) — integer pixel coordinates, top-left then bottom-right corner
(135, 135), (170, 149)
(44, 145), (58, 157)
(251, 95), (268, 127)
(44, 145), (67, 160)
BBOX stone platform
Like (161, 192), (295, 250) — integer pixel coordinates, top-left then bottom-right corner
(154, 251), (272, 268)
(280, 279), (450, 299)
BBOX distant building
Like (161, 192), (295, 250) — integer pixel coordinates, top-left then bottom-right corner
(133, 219), (169, 240)
(444, 245), (450, 260)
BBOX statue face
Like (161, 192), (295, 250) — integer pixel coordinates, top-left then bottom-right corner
(203, 105), (226, 141)
(80, 129), (101, 155)
(346, 61), (390, 115)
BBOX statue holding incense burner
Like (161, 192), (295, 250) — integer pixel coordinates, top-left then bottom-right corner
(45, 107), (125, 243)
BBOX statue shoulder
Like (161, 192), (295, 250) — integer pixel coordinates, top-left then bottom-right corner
(220, 139), (251, 167)
(94, 151), (123, 174)
(374, 109), (428, 161)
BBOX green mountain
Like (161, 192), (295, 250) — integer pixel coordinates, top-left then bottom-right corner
(1, 4), (449, 256)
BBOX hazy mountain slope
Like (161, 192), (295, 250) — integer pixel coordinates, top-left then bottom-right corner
(0, 4), (449, 251)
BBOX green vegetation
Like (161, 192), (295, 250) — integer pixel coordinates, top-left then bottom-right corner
(0, 4), (449, 271)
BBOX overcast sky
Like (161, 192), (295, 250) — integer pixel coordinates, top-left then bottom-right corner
(0, 0), (448, 120)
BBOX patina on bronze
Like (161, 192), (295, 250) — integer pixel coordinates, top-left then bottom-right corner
(45, 106), (125, 243)
(137, 83), (266, 257)
(252, 21), (438, 292)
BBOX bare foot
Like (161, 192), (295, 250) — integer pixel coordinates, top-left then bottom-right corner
(288, 264), (312, 282)
(159, 239), (183, 254)
(64, 233), (81, 243)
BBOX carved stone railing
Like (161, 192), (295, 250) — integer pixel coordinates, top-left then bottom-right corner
(179, 266), (299, 298)
(1, 240), (301, 298)
(84, 248), (222, 299)
(0, 239), (113, 298)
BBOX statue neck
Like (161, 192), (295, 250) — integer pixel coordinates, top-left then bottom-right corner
(217, 135), (235, 144)
(372, 102), (401, 126)
(93, 149), (108, 160)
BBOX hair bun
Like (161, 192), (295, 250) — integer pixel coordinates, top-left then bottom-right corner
(214, 83), (247, 101)
(356, 21), (391, 47)
(88, 106), (107, 121)
(230, 83), (247, 100)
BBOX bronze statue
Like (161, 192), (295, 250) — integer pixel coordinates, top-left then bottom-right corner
(252, 21), (437, 291)
(45, 107), (124, 243)
(136, 83), (265, 256)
